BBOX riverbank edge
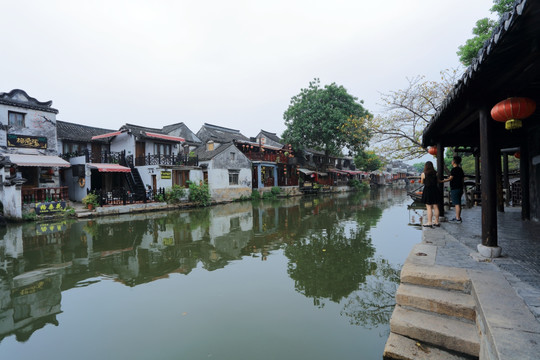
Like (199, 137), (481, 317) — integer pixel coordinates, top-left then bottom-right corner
(33, 185), (363, 220)
(383, 225), (540, 360)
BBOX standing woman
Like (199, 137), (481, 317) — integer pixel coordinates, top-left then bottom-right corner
(420, 161), (440, 227)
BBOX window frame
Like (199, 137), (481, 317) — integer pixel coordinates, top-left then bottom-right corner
(8, 111), (25, 128)
(228, 170), (239, 185)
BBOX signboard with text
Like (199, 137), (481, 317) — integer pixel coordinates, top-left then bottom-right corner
(7, 134), (47, 149)
(161, 171), (171, 179)
(35, 201), (67, 215)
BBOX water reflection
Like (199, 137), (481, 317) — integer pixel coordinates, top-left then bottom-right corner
(0, 188), (409, 344)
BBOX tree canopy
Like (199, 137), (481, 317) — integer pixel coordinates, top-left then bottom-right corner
(354, 150), (383, 172)
(457, 0), (514, 66)
(282, 78), (372, 156)
(369, 69), (459, 160)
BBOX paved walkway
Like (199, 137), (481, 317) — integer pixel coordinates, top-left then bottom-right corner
(429, 206), (540, 320)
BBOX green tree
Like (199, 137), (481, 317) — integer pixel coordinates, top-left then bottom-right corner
(354, 150), (383, 172)
(457, 0), (514, 66)
(282, 78), (372, 156)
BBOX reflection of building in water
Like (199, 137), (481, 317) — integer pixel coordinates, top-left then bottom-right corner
(0, 273), (62, 343)
(206, 202), (253, 263)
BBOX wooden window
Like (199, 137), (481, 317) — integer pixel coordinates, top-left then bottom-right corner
(228, 170), (239, 185)
(154, 143), (171, 155)
(173, 170), (190, 188)
(8, 111), (25, 127)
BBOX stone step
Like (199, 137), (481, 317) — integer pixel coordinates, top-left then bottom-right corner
(390, 305), (480, 357)
(396, 283), (476, 322)
(383, 333), (474, 360)
(400, 263), (471, 293)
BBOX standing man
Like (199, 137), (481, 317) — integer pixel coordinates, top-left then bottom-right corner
(443, 155), (465, 223)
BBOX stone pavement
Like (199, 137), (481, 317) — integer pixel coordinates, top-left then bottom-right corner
(385, 211), (540, 359)
(437, 206), (540, 320)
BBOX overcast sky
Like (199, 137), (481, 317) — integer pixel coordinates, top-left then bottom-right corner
(3, 0), (495, 142)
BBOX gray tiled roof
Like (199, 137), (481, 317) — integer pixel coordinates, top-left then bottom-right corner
(259, 130), (282, 143)
(57, 120), (116, 142)
(162, 122), (202, 144)
(193, 142), (235, 161)
(0, 89), (58, 114)
(423, 0), (529, 144)
(196, 123), (249, 143)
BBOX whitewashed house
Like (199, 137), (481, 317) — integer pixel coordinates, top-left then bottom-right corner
(0, 89), (70, 219)
(194, 142), (252, 202)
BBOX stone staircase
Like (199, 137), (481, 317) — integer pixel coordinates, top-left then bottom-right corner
(384, 244), (480, 359)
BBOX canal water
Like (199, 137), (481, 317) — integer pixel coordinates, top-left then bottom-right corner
(0, 188), (420, 360)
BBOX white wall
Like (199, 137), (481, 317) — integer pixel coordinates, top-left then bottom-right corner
(205, 144), (252, 202)
(0, 104), (58, 156)
(1, 184), (22, 219)
(110, 132), (134, 156)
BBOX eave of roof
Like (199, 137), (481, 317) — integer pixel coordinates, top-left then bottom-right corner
(423, 0), (534, 147)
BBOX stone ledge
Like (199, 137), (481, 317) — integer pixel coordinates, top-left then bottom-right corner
(469, 269), (540, 360)
(383, 332), (472, 360)
(396, 283), (476, 322)
(401, 263), (471, 293)
(390, 305), (480, 357)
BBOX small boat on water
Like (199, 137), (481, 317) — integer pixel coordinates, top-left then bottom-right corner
(407, 185), (424, 202)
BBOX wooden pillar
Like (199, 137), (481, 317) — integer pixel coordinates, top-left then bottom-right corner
(503, 153), (510, 206)
(475, 152), (480, 192)
(479, 107), (498, 247)
(496, 150), (504, 212)
(521, 142), (530, 220)
(436, 143), (445, 217)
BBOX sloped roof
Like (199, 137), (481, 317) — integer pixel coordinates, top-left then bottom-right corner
(423, 0), (539, 148)
(118, 123), (182, 142)
(196, 123), (249, 143)
(162, 122), (202, 144)
(0, 89), (58, 114)
(57, 120), (116, 142)
(258, 130), (282, 144)
(194, 142), (236, 161)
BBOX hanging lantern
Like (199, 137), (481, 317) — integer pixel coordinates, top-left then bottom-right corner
(428, 147), (437, 156)
(491, 97), (536, 130)
(514, 151), (521, 159)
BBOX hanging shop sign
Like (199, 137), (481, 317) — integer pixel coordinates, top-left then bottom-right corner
(161, 171), (171, 179)
(7, 134), (48, 149)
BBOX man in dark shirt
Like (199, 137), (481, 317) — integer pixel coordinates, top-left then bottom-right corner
(443, 155), (465, 223)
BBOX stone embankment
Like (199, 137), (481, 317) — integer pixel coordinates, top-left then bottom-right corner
(384, 226), (540, 360)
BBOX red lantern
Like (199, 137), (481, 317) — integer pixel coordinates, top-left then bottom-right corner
(514, 151), (521, 159)
(428, 147), (437, 156)
(491, 97), (536, 130)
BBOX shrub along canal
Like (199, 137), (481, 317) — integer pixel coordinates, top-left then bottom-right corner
(0, 188), (420, 359)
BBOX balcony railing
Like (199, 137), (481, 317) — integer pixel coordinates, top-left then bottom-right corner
(61, 150), (125, 164)
(61, 150), (198, 168)
(22, 186), (69, 203)
(134, 154), (198, 167)
(244, 152), (292, 163)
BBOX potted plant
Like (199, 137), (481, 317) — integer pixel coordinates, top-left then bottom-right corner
(82, 193), (99, 210)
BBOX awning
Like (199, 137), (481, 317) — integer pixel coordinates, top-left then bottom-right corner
(91, 131), (123, 140)
(8, 154), (71, 167)
(88, 163), (131, 173)
(298, 168), (315, 175)
(328, 169), (349, 175)
(145, 132), (185, 142)
(298, 168), (327, 176)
